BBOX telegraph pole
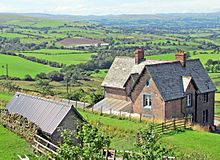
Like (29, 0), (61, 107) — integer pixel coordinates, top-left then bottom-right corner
(2, 64), (9, 81)
(6, 64), (8, 81)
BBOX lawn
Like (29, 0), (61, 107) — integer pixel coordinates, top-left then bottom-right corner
(0, 54), (58, 78)
(162, 130), (220, 160)
(91, 69), (108, 79)
(0, 125), (36, 159)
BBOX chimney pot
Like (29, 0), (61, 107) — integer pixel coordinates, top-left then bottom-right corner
(135, 48), (144, 64)
(175, 49), (186, 67)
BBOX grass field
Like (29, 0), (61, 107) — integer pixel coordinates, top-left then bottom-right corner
(0, 54), (58, 78)
(20, 52), (96, 65)
(162, 130), (220, 160)
(0, 125), (36, 160)
(79, 109), (220, 159)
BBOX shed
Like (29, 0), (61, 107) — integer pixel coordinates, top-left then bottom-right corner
(5, 92), (85, 144)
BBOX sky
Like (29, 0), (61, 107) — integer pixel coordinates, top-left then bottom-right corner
(0, 0), (220, 15)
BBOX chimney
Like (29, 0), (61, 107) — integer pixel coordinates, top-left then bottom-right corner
(175, 49), (186, 67)
(135, 48), (145, 64)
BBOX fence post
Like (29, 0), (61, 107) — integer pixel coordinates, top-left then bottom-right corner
(101, 106), (103, 115)
(92, 105), (94, 113)
(173, 118), (176, 130)
(75, 101), (77, 108)
(139, 113), (142, 123)
(110, 108), (112, 115)
(129, 112), (131, 121)
(162, 122), (164, 133)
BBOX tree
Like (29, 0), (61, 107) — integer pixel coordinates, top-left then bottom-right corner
(126, 123), (174, 160)
(57, 123), (110, 160)
(24, 74), (34, 81)
(34, 80), (53, 95)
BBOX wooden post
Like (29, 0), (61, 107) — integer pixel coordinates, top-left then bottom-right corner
(162, 122), (164, 133)
(110, 108), (112, 115)
(75, 101), (77, 108)
(139, 113), (142, 123)
(173, 118), (176, 130)
(92, 106), (94, 113)
(101, 106), (103, 115)
(129, 112), (131, 121)
(184, 117), (187, 129)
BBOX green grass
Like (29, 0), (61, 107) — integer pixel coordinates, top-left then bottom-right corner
(145, 53), (175, 60)
(79, 109), (147, 132)
(190, 53), (220, 64)
(0, 54), (58, 78)
(22, 49), (89, 55)
(0, 125), (36, 160)
(20, 52), (96, 65)
(162, 130), (220, 160)
(0, 92), (12, 102)
(91, 69), (108, 78)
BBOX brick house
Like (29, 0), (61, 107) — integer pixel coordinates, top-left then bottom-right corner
(94, 49), (216, 125)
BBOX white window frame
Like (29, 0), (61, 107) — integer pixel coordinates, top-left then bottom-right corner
(143, 94), (152, 109)
(186, 94), (192, 107)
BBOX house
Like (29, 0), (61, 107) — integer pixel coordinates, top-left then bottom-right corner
(94, 49), (216, 125)
(5, 92), (84, 144)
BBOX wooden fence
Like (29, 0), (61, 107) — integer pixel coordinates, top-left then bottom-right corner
(32, 135), (59, 159)
(154, 117), (192, 134)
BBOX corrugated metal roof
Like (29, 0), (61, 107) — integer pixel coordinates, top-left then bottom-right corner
(5, 92), (74, 135)
(93, 98), (131, 112)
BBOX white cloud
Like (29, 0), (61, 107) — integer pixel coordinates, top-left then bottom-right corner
(0, 0), (220, 15)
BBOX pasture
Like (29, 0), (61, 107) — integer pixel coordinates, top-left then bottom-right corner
(0, 54), (58, 78)
(20, 49), (96, 65)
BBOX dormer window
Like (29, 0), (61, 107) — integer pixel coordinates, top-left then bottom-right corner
(143, 94), (152, 109)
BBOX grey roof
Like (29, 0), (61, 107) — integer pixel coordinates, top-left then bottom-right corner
(5, 92), (83, 135)
(102, 56), (216, 101)
(101, 56), (171, 89)
(147, 60), (216, 101)
(93, 98), (131, 112)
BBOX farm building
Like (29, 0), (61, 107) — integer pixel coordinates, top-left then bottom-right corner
(5, 92), (85, 144)
(94, 49), (216, 125)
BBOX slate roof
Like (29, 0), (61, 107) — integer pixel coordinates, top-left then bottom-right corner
(146, 60), (216, 101)
(102, 56), (216, 101)
(101, 56), (171, 89)
(5, 92), (83, 135)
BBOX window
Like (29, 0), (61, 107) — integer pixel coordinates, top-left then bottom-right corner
(143, 94), (152, 109)
(203, 93), (208, 103)
(202, 110), (208, 123)
(146, 80), (150, 87)
(186, 94), (192, 107)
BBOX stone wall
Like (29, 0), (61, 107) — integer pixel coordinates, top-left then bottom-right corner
(0, 109), (40, 142)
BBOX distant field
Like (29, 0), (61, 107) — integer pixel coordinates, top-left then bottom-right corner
(0, 54), (58, 78)
(21, 49), (96, 65)
(22, 49), (89, 55)
(91, 69), (108, 78)
(58, 37), (107, 46)
(190, 53), (220, 64)
(146, 53), (175, 60)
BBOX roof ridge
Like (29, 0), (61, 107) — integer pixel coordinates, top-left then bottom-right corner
(16, 92), (71, 108)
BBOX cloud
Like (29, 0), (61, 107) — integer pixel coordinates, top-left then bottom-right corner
(0, 0), (220, 15)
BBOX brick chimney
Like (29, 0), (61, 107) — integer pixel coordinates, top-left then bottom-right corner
(135, 48), (145, 64)
(175, 49), (186, 67)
